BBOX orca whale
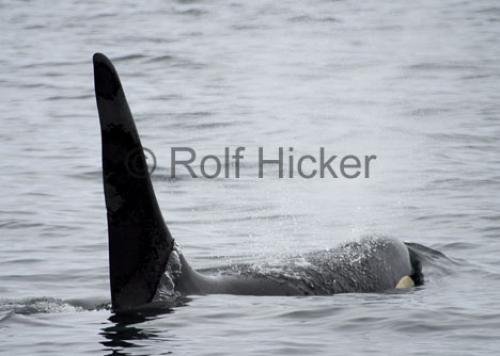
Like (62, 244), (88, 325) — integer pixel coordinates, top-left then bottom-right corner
(93, 53), (424, 312)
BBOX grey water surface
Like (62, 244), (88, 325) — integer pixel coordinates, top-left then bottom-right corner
(1, 0), (500, 355)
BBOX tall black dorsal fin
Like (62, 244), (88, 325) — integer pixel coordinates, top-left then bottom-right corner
(93, 53), (174, 311)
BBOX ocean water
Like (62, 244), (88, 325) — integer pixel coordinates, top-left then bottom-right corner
(1, 0), (500, 355)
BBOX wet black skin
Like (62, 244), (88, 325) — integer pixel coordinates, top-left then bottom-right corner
(93, 53), (422, 312)
(173, 239), (420, 296)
